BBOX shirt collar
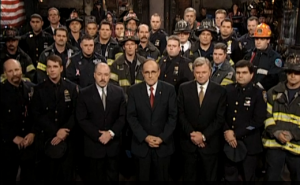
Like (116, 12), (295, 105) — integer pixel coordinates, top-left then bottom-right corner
(96, 83), (107, 93)
(180, 41), (191, 52)
(146, 81), (158, 93)
(197, 80), (209, 90)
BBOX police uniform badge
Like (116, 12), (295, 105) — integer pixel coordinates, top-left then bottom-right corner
(29, 34), (33, 38)
(173, 66), (179, 75)
(155, 39), (160, 46)
(262, 91), (267, 103)
(226, 72), (233, 79)
(244, 97), (251, 106)
(93, 59), (101, 64)
(189, 62), (193, 72)
(117, 64), (124, 70)
(64, 90), (71, 102)
(227, 40), (232, 54)
(275, 58), (282, 67)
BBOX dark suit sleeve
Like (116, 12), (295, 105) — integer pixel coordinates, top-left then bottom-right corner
(202, 88), (226, 141)
(235, 89), (267, 139)
(127, 87), (148, 143)
(178, 85), (195, 137)
(76, 90), (101, 142)
(158, 86), (177, 144)
(110, 88), (126, 137)
(61, 85), (78, 130)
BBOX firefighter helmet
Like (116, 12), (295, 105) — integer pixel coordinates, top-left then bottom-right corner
(195, 18), (217, 36)
(123, 10), (140, 23)
(3, 27), (21, 41)
(283, 53), (300, 72)
(253, 23), (272, 38)
(174, 19), (191, 34)
(119, 29), (139, 45)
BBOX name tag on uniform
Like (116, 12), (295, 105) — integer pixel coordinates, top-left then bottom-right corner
(64, 90), (71, 102)
(244, 97), (251, 106)
(257, 68), (268, 75)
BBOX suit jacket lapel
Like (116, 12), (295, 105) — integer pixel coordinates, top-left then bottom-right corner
(152, 81), (162, 111)
(92, 84), (104, 111)
(141, 82), (152, 110)
(201, 81), (212, 108)
(105, 84), (112, 115)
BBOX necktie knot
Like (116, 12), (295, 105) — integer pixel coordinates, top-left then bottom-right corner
(150, 86), (154, 92)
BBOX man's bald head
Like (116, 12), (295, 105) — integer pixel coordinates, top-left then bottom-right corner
(3, 59), (22, 86)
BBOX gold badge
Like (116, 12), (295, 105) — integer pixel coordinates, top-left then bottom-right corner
(64, 90), (71, 102)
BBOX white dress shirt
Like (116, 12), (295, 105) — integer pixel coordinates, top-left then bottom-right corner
(146, 82), (158, 97)
(197, 80), (209, 96)
(180, 41), (191, 52)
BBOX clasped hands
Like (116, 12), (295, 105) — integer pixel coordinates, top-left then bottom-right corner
(190, 131), (205, 148)
(98, 130), (112, 145)
(274, 130), (293, 144)
(145, 135), (163, 148)
(13, 133), (35, 149)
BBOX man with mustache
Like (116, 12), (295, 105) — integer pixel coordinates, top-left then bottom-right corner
(0, 27), (36, 82)
(37, 27), (78, 83)
(0, 59), (36, 184)
(76, 62), (126, 182)
(137, 24), (161, 62)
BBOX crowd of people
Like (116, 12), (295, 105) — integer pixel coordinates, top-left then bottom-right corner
(0, 3), (300, 184)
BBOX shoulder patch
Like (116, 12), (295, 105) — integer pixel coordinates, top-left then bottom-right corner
(226, 72), (233, 79)
(262, 90), (267, 103)
(275, 58), (282, 67)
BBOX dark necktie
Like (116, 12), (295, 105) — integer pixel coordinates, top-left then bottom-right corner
(150, 86), (154, 108)
(181, 45), (184, 56)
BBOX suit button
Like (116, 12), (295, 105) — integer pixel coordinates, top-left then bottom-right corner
(233, 117), (236, 121)
(36, 48), (38, 51)
(174, 79), (176, 82)
(55, 111), (57, 114)
(23, 120), (25, 123)
(235, 102), (238, 105)
(8, 109), (11, 113)
(22, 112), (24, 115)
(165, 74), (167, 77)
(22, 128), (24, 131)
(55, 119), (58, 122)
(232, 126), (234, 129)
(234, 110), (237, 113)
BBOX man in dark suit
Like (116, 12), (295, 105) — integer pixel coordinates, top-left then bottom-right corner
(127, 59), (177, 181)
(178, 57), (227, 183)
(76, 62), (126, 182)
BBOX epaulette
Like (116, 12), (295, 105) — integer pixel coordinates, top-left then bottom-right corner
(160, 29), (168, 36)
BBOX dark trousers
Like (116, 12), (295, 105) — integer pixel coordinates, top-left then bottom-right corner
(0, 143), (35, 185)
(85, 156), (119, 182)
(224, 154), (258, 184)
(266, 149), (300, 183)
(182, 150), (219, 184)
(135, 149), (170, 181)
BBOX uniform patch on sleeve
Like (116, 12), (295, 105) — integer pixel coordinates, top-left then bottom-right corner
(275, 58), (282, 67)
(226, 72), (233, 79)
(262, 91), (267, 103)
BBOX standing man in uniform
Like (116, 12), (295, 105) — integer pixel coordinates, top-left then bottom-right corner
(159, 35), (193, 93)
(76, 63), (126, 181)
(37, 27), (78, 83)
(238, 16), (258, 56)
(66, 16), (84, 50)
(137, 24), (161, 62)
(217, 18), (243, 65)
(0, 27), (36, 82)
(85, 21), (98, 40)
(0, 59), (36, 184)
(244, 23), (283, 91)
(178, 57), (226, 183)
(150, 13), (168, 55)
(191, 19), (216, 62)
(127, 59), (177, 181)
(66, 35), (106, 88)
(31, 55), (78, 182)
(20, 13), (54, 68)
(114, 22), (125, 42)
(183, 7), (200, 42)
(110, 31), (146, 96)
(214, 9), (227, 35)
(224, 60), (266, 182)
(210, 43), (236, 86)
(263, 53), (300, 182)
(94, 20), (120, 66)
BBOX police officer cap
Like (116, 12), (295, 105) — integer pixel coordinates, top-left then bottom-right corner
(31, 13), (43, 21)
(224, 140), (247, 162)
(195, 18), (217, 36)
(284, 53), (300, 72)
(44, 139), (67, 159)
(3, 27), (21, 41)
(119, 29), (139, 45)
(174, 20), (191, 34)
